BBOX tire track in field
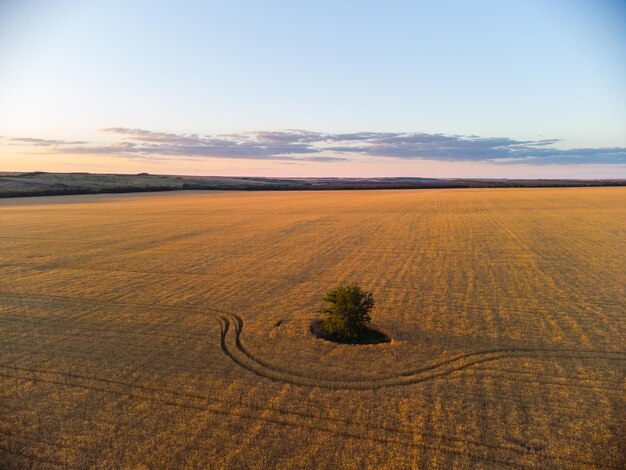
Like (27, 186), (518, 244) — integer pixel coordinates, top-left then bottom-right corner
(219, 313), (626, 391)
(1, 291), (623, 391)
(1, 367), (619, 469)
(1, 295), (622, 466)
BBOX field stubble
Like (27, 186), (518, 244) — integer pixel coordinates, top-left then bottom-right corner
(0, 188), (624, 468)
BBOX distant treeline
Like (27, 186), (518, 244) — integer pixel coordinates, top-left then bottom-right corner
(180, 180), (626, 191)
(1, 180), (624, 199)
(0, 186), (177, 198)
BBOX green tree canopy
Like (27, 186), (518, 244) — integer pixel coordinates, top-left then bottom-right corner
(321, 283), (375, 339)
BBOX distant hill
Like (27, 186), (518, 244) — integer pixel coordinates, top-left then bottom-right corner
(0, 172), (624, 198)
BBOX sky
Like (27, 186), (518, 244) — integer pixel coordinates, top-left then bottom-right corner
(0, 0), (624, 178)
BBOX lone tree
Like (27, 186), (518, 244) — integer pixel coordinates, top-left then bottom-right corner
(321, 283), (375, 339)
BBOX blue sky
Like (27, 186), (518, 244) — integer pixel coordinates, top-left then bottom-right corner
(0, 0), (624, 177)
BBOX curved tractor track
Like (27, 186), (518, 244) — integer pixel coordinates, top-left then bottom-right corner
(219, 313), (626, 390)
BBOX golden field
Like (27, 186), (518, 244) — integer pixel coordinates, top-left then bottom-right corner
(0, 188), (624, 469)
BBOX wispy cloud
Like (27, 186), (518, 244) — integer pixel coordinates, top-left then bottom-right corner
(3, 128), (625, 165)
(7, 137), (87, 146)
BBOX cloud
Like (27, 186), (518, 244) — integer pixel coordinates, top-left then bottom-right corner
(92, 128), (326, 160)
(7, 137), (87, 146)
(4, 129), (625, 165)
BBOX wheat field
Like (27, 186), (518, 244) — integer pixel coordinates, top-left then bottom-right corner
(0, 188), (624, 469)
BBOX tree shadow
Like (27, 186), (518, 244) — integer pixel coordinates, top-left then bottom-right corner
(310, 320), (391, 345)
